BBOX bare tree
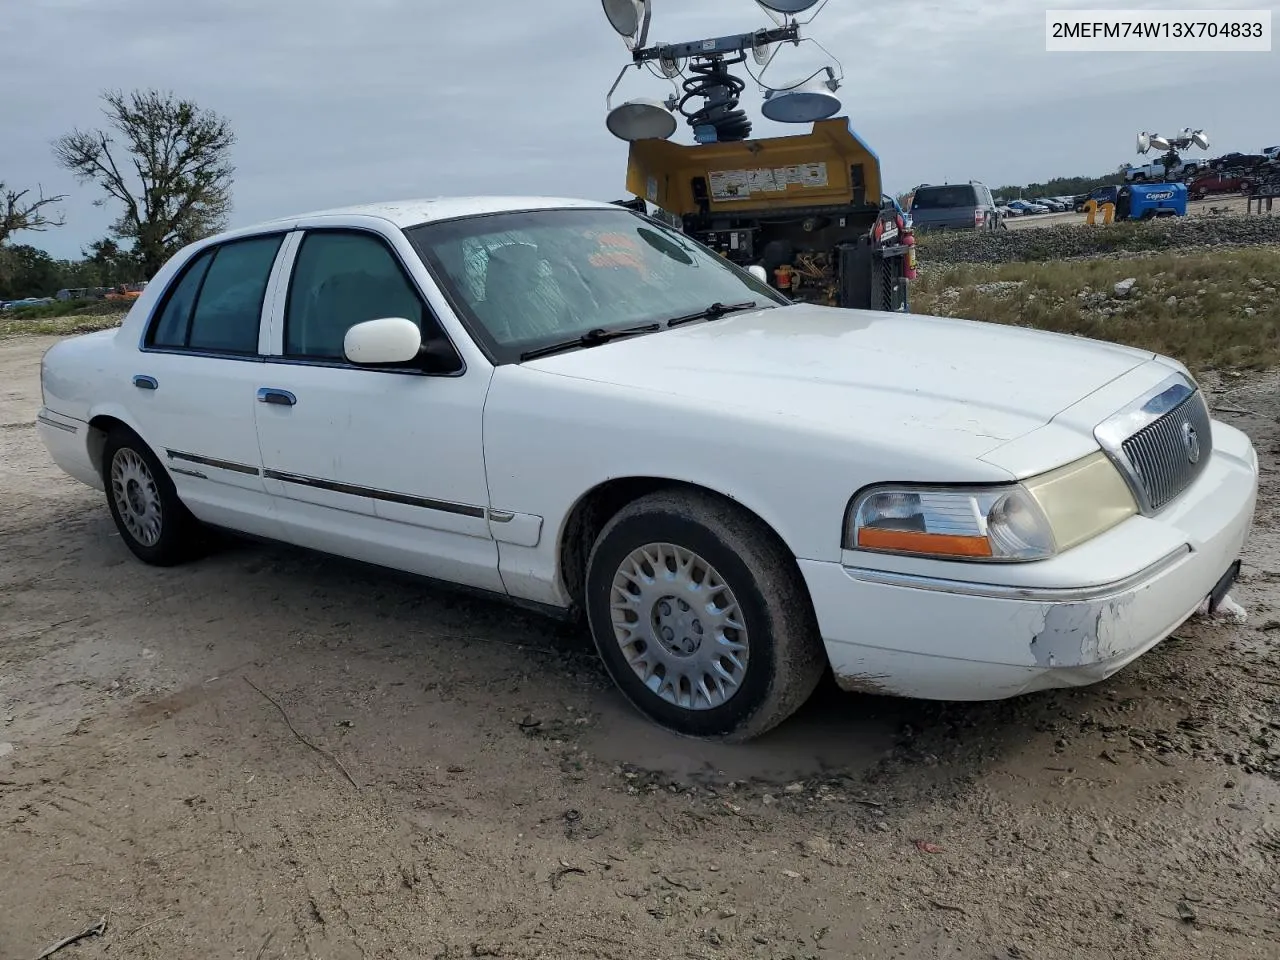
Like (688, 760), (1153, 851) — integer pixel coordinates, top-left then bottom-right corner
(0, 183), (66, 245)
(52, 88), (236, 278)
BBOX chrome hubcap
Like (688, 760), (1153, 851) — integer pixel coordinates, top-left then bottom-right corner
(110, 448), (162, 546)
(609, 542), (749, 711)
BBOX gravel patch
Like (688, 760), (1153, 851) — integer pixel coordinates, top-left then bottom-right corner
(920, 213), (1280, 265)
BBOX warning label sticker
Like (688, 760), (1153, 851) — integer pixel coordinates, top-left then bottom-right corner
(707, 162), (829, 201)
(708, 169), (750, 201)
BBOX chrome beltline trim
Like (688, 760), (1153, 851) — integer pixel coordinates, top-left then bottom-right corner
(262, 468), (488, 519)
(36, 413), (79, 434)
(845, 544), (1191, 602)
(167, 448), (261, 476)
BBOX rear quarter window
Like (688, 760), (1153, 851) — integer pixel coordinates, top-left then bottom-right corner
(148, 250), (214, 348)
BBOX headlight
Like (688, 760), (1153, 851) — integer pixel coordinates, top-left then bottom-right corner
(1020, 451), (1138, 552)
(844, 452), (1137, 562)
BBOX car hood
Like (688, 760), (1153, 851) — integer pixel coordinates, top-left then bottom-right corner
(523, 303), (1155, 459)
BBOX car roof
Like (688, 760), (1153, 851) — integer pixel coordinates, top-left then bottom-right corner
(161, 196), (636, 267)
(250, 195), (618, 231)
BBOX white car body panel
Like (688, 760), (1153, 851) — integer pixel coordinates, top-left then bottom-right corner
(244, 221), (504, 592)
(815, 419), (1257, 697)
(253, 360), (502, 592)
(35, 195), (1260, 709)
(482, 305), (1157, 606)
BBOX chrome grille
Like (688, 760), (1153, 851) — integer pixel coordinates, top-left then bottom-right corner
(1122, 391), (1212, 510)
(1096, 375), (1212, 515)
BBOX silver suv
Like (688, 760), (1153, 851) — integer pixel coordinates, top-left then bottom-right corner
(908, 181), (1000, 232)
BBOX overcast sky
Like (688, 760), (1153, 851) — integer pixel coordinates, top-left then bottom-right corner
(2, 0), (1275, 260)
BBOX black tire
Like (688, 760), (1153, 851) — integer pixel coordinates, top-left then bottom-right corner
(101, 426), (203, 566)
(584, 489), (826, 742)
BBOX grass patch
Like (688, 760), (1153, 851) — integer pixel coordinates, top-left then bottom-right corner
(0, 299), (127, 339)
(911, 244), (1280, 373)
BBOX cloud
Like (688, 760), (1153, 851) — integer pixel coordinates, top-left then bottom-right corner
(1, 0), (1271, 259)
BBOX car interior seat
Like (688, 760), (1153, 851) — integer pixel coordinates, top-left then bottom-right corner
(482, 243), (569, 344)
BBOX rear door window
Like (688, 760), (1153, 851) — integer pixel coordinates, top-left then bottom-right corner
(187, 235), (283, 354)
(146, 234), (283, 354)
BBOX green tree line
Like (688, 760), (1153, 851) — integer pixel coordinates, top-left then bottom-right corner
(991, 172), (1125, 203)
(0, 239), (140, 301)
(1, 88), (234, 300)
(896, 171), (1126, 209)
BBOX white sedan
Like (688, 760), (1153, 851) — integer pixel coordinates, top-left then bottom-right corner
(36, 196), (1259, 741)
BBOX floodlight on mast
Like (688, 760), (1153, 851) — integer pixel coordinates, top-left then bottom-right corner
(601, 0), (844, 143)
(1134, 127), (1211, 181)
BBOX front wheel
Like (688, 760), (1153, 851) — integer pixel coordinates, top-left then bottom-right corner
(101, 427), (203, 566)
(584, 490), (827, 742)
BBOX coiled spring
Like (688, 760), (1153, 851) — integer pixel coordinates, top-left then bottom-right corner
(677, 58), (752, 143)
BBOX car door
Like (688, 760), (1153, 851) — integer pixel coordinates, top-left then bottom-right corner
(253, 225), (503, 593)
(128, 230), (293, 539)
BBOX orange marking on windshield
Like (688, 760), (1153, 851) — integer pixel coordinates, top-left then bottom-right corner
(588, 232), (650, 278)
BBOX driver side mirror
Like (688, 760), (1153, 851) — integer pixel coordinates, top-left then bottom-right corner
(343, 316), (461, 373)
(747, 265), (768, 283)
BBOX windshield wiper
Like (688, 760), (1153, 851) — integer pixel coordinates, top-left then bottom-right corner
(665, 301), (761, 328)
(519, 322), (661, 361)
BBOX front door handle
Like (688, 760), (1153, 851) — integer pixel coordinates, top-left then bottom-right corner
(257, 388), (297, 407)
(133, 375), (158, 390)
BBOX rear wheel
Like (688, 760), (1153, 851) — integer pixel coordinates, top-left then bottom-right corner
(584, 490), (826, 742)
(101, 427), (203, 566)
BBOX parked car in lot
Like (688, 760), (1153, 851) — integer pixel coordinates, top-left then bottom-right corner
(1187, 170), (1255, 200)
(1007, 199), (1049, 215)
(35, 196), (1260, 740)
(1210, 152), (1269, 172)
(2, 296), (55, 310)
(1074, 186), (1120, 212)
(908, 182), (1000, 231)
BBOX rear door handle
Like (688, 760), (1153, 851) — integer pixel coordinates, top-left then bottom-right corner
(257, 388), (296, 407)
(133, 375), (158, 390)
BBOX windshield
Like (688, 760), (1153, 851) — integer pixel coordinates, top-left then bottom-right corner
(910, 186), (978, 210)
(404, 207), (785, 363)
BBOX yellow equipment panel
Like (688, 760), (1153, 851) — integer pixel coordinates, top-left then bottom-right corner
(625, 117), (883, 216)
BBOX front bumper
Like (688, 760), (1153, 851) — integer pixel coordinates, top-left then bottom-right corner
(799, 421), (1259, 701)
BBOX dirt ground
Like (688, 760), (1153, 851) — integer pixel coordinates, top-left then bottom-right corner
(2, 333), (1278, 960)
(1004, 194), (1263, 231)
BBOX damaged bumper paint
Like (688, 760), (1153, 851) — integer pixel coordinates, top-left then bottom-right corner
(798, 421), (1259, 702)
